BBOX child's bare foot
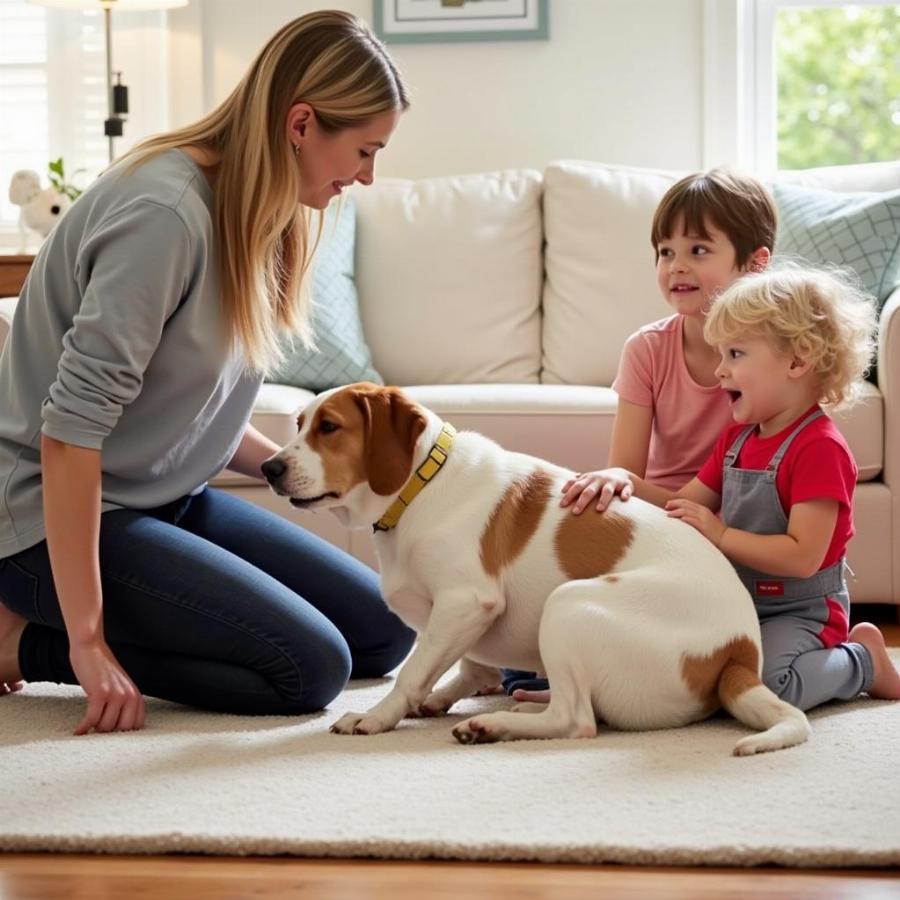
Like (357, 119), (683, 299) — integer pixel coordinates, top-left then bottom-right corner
(512, 688), (552, 704)
(0, 602), (26, 694)
(849, 622), (900, 700)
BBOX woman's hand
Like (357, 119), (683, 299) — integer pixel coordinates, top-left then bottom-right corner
(69, 638), (145, 735)
(560, 468), (635, 514)
(665, 499), (727, 546)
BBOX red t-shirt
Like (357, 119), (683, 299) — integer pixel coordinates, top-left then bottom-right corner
(697, 407), (856, 570)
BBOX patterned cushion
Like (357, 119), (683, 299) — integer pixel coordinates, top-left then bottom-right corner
(772, 182), (900, 309)
(267, 197), (382, 392)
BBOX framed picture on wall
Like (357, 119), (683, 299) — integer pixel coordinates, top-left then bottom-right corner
(373, 0), (549, 44)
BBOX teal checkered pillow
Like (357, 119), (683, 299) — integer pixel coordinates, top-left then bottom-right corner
(772, 182), (900, 309)
(267, 197), (382, 392)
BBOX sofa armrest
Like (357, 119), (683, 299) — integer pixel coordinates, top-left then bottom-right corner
(878, 286), (900, 487)
(0, 297), (18, 355)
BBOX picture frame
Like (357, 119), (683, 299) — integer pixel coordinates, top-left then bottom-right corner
(373, 0), (549, 44)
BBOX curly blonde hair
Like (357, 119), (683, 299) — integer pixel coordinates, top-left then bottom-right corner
(703, 265), (877, 407)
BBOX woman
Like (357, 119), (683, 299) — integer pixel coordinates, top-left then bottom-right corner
(0, 11), (414, 734)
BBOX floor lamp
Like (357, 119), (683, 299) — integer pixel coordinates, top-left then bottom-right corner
(29, 0), (188, 163)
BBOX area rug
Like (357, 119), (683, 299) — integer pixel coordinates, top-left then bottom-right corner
(2, 653), (899, 867)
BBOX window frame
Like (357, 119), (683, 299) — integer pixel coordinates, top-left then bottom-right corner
(702, 0), (898, 174)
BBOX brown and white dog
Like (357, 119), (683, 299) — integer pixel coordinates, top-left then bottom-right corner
(262, 383), (811, 755)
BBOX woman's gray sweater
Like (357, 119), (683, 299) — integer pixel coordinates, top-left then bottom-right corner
(0, 150), (263, 558)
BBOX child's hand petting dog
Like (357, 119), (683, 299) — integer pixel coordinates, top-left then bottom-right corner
(665, 498), (727, 546)
(560, 468), (634, 514)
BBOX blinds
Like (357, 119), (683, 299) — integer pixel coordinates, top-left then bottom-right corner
(0, 0), (108, 234)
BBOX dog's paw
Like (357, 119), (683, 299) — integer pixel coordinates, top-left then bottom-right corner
(330, 712), (388, 735)
(408, 692), (453, 718)
(452, 716), (501, 745)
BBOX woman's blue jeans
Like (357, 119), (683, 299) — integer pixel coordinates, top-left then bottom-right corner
(0, 488), (414, 715)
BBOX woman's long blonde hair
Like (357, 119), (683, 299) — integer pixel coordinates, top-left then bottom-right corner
(125, 11), (408, 372)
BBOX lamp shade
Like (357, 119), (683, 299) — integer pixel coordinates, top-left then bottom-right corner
(29, 0), (188, 10)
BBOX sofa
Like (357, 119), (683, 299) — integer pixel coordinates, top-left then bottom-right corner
(2, 159), (898, 605)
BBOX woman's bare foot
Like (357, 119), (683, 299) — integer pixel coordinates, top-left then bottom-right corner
(849, 622), (900, 700)
(0, 602), (26, 694)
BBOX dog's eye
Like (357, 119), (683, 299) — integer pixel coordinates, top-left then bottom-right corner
(318, 420), (340, 434)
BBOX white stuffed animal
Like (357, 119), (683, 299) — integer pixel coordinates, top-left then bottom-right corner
(8, 170), (72, 251)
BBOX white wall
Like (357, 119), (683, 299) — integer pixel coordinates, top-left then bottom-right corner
(167, 0), (705, 179)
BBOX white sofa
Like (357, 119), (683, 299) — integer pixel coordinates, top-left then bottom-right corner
(2, 159), (898, 605)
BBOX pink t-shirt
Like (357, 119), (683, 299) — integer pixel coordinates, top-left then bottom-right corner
(612, 315), (734, 490)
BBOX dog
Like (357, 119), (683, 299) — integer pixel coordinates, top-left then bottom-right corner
(262, 382), (811, 755)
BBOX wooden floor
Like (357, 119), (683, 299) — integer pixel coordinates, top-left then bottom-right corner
(0, 855), (898, 900)
(3, 615), (898, 899)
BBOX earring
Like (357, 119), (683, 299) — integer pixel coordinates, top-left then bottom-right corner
(293, 143), (301, 158)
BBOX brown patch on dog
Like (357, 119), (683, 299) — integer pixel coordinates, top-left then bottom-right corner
(681, 635), (760, 714)
(480, 470), (554, 577)
(554, 508), (635, 580)
(295, 413), (305, 432)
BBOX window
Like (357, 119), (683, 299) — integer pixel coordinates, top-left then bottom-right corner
(702, 0), (899, 173)
(0, 0), (169, 246)
(775, 3), (900, 169)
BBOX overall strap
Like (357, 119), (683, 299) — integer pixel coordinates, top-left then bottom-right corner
(766, 408), (825, 473)
(723, 426), (756, 469)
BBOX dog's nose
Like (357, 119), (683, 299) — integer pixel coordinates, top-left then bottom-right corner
(261, 458), (286, 483)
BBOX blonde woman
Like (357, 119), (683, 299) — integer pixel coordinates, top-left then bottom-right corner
(0, 11), (414, 734)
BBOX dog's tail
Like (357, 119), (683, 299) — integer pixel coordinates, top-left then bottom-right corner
(717, 662), (811, 756)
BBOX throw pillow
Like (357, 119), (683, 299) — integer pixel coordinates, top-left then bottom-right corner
(267, 196), (382, 392)
(772, 182), (900, 310)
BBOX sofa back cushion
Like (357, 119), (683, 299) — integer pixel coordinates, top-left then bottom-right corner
(541, 161), (679, 385)
(353, 170), (543, 386)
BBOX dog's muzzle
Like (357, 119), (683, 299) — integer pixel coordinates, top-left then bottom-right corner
(261, 458), (340, 506)
(261, 457), (288, 489)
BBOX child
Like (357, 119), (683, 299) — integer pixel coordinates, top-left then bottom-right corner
(564, 267), (900, 710)
(503, 168), (776, 696)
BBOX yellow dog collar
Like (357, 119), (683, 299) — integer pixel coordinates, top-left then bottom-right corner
(373, 423), (456, 533)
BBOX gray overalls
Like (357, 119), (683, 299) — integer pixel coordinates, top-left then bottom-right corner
(721, 409), (873, 711)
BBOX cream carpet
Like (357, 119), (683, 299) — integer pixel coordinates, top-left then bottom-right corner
(2, 653), (900, 867)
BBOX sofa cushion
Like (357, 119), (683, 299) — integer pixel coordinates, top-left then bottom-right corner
(211, 377), (881, 491)
(266, 198), (382, 391)
(353, 170), (543, 386)
(773, 182), (900, 308)
(404, 384), (616, 474)
(405, 381), (882, 483)
(541, 161), (677, 386)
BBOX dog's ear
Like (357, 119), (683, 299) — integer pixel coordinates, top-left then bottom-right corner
(354, 386), (426, 496)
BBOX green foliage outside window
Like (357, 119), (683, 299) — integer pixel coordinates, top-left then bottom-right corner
(776, 5), (900, 170)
